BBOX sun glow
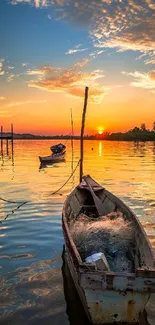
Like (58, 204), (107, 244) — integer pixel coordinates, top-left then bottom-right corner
(97, 126), (104, 134)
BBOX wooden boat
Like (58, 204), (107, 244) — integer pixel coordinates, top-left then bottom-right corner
(62, 88), (155, 324)
(50, 143), (66, 154)
(62, 175), (155, 324)
(39, 150), (66, 164)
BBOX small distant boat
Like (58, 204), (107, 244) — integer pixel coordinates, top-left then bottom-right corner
(39, 142), (66, 165)
(50, 143), (66, 154)
(39, 150), (66, 164)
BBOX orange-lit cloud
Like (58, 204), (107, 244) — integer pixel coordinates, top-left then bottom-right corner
(10, 1), (155, 62)
(149, 70), (155, 81)
(0, 97), (6, 101)
(28, 60), (105, 103)
(122, 70), (155, 90)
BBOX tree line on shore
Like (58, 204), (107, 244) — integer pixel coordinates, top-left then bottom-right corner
(97, 122), (155, 141)
(2, 123), (155, 141)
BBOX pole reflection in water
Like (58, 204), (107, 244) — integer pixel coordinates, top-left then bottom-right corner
(62, 247), (91, 325)
(0, 138), (14, 178)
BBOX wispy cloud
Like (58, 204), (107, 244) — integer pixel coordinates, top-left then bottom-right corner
(66, 48), (88, 55)
(66, 44), (88, 55)
(8, 65), (14, 70)
(0, 110), (13, 118)
(22, 62), (28, 67)
(54, 1), (155, 62)
(0, 96), (6, 101)
(10, 1), (155, 61)
(122, 70), (155, 90)
(7, 100), (47, 108)
(10, 0), (48, 7)
(0, 59), (5, 76)
(28, 59), (105, 103)
(7, 74), (15, 82)
(136, 51), (155, 65)
(26, 69), (46, 76)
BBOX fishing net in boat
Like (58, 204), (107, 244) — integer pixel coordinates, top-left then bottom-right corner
(70, 211), (135, 273)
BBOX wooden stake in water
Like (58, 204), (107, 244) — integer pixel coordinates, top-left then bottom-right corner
(1, 126), (3, 154)
(80, 87), (89, 183)
(70, 108), (74, 188)
(11, 123), (14, 158)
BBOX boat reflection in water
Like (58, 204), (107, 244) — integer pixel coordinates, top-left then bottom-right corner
(62, 247), (91, 325)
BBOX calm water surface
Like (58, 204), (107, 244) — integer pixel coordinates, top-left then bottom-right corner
(0, 140), (155, 324)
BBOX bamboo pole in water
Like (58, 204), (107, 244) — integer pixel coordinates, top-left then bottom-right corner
(80, 87), (89, 183)
(1, 126), (3, 154)
(11, 123), (14, 158)
(70, 108), (74, 187)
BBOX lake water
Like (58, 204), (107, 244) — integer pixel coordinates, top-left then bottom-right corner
(0, 140), (155, 324)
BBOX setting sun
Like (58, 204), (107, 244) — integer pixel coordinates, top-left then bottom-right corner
(97, 126), (105, 135)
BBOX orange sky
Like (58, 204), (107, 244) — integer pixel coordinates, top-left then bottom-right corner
(1, 86), (155, 135)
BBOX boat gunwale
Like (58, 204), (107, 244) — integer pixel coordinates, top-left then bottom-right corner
(62, 199), (83, 268)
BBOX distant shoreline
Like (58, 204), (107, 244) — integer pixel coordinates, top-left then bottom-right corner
(10, 137), (155, 141)
(1, 136), (155, 142)
(1, 128), (155, 142)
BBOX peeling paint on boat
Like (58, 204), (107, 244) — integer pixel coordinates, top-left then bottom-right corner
(84, 289), (149, 324)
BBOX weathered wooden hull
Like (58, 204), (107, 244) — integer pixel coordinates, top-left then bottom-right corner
(62, 176), (155, 324)
(39, 151), (66, 164)
(64, 245), (151, 324)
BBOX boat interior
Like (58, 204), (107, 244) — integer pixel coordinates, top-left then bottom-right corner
(66, 176), (155, 273)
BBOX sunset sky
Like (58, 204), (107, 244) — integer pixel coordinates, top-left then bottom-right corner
(0, 0), (155, 135)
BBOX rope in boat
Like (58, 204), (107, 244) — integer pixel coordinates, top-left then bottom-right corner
(50, 159), (80, 195)
(0, 197), (28, 223)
